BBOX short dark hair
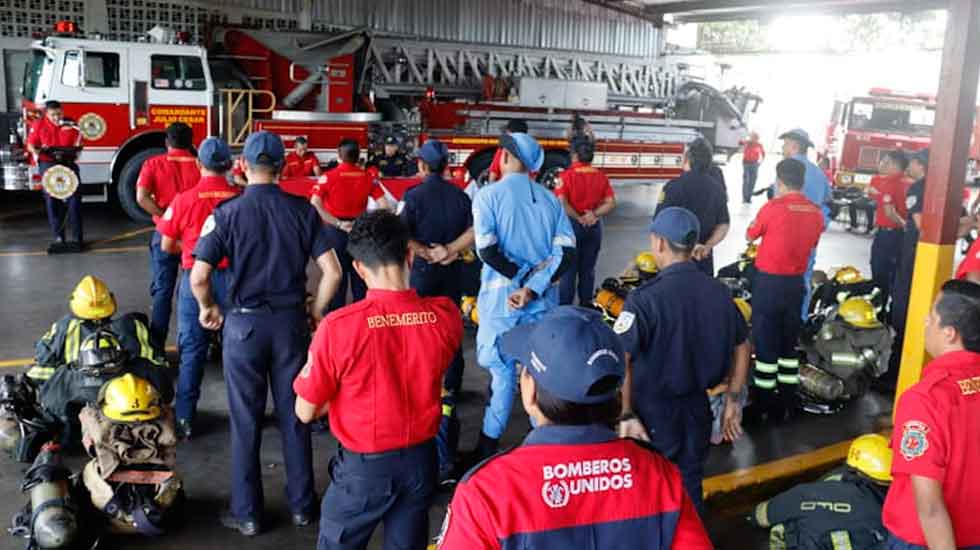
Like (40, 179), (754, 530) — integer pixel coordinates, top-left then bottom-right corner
(505, 119), (528, 134)
(666, 239), (695, 256)
(685, 137), (713, 173)
(571, 137), (595, 163)
(348, 210), (409, 269)
(422, 156), (448, 175)
(534, 377), (621, 427)
(295, 136), (308, 145)
(884, 149), (909, 171)
(936, 280), (980, 353)
(44, 100), (62, 111)
(338, 138), (360, 164)
(777, 158), (805, 190)
(165, 122), (193, 150)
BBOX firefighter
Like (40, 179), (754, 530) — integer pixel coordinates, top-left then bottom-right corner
(749, 434), (892, 550)
(370, 135), (416, 177)
(137, 122), (201, 348)
(555, 137), (617, 305)
(471, 132), (576, 461)
(778, 129), (832, 320)
(311, 138), (391, 312)
(26, 100), (84, 254)
(883, 280), (980, 549)
(566, 113), (595, 142)
(156, 137), (240, 439)
(747, 159), (825, 421)
(280, 136), (322, 179)
(29, 275), (165, 385)
(438, 306), (713, 550)
(293, 211), (463, 550)
(616, 206), (751, 516)
(400, 139), (475, 483)
(861, 151), (909, 305)
(191, 131), (343, 536)
(655, 137), (730, 276)
(742, 131), (765, 205)
(487, 119), (529, 183)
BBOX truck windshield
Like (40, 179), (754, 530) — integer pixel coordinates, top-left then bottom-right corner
(848, 99), (935, 136)
(23, 50), (54, 104)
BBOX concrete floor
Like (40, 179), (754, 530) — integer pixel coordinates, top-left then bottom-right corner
(0, 159), (895, 549)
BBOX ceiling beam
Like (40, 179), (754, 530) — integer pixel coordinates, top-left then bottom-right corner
(578, 0), (666, 25)
(644, 0), (947, 20)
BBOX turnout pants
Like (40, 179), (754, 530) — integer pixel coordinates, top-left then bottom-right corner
(559, 219), (602, 306)
(870, 228), (903, 309)
(326, 226), (367, 313)
(175, 270), (228, 423)
(149, 231), (180, 348)
(742, 162), (760, 203)
(317, 440), (436, 550)
(222, 307), (315, 522)
(752, 271), (805, 413)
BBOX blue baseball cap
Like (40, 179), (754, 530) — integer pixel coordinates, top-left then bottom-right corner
(198, 137), (232, 171)
(417, 139), (448, 166)
(649, 206), (700, 247)
(243, 130), (285, 168)
(499, 306), (625, 404)
(778, 128), (814, 149)
(500, 132), (544, 173)
(911, 148), (929, 167)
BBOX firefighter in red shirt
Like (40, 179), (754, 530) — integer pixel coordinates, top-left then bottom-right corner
(280, 136), (322, 179)
(555, 137), (616, 305)
(437, 306), (712, 550)
(866, 150), (909, 304)
(310, 138), (391, 312)
(882, 279), (980, 550)
(156, 137), (240, 439)
(746, 159), (825, 420)
(137, 122), (202, 347)
(293, 210), (463, 550)
(487, 119), (529, 183)
(741, 131), (765, 204)
(26, 100), (84, 253)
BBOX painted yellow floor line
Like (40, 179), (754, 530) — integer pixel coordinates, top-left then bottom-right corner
(92, 226), (154, 246)
(0, 344), (178, 369)
(0, 245), (147, 258)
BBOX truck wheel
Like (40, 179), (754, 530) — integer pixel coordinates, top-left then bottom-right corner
(537, 151), (570, 190)
(117, 148), (164, 224)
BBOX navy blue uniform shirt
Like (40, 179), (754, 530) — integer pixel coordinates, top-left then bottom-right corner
(901, 177), (925, 262)
(656, 171), (731, 245)
(193, 183), (335, 309)
(400, 174), (472, 245)
(615, 261), (748, 405)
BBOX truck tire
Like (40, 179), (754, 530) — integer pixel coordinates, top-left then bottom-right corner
(117, 148), (165, 224)
(538, 151), (570, 190)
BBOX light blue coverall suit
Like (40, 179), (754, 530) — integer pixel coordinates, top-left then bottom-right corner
(793, 153), (832, 320)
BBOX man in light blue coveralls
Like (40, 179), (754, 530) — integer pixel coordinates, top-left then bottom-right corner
(471, 132), (577, 461)
(778, 129), (831, 320)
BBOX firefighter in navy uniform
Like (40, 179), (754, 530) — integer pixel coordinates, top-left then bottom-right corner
(615, 207), (751, 516)
(293, 211), (463, 550)
(750, 434), (893, 550)
(438, 306), (712, 550)
(400, 139), (475, 483)
(190, 131), (343, 536)
(371, 135), (416, 177)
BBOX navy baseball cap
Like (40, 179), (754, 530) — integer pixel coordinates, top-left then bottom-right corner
(243, 131), (285, 168)
(198, 137), (232, 171)
(779, 128), (814, 149)
(500, 132), (544, 172)
(384, 135), (398, 145)
(417, 139), (448, 166)
(499, 306), (625, 404)
(911, 148), (929, 167)
(649, 206), (700, 247)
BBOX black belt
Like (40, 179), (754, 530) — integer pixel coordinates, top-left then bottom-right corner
(340, 438), (434, 461)
(877, 227), (903, 232)
(229, 304), (303, 315)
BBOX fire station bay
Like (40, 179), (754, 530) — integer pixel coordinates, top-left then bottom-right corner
(5, 0), (980, 549)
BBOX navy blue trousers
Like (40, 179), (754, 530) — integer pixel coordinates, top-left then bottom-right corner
(175, 270), (227, 423)
(751, 271), (804, 411)
(222, 307), (315, 522)
(149, 231), (180, 348)
(742, 162), (759, 203)
(327, 227), (367, 312)
(559, 220), (602, 306)
(317, 441), (436, 550)
(39, 162), (82, 242)
(871, 228), (903, 309)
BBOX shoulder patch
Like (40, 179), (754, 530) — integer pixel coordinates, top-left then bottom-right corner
(906, 195), (917, 210)
(899, 420), (930, 461)
(200, 214), (216, 237)
(613, 311), (636, 334)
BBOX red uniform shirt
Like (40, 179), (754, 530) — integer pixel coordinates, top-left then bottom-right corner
(28, 117), (80, 163)
(438, 426), (712, 550)
(956, 238), (980, 280)
(882, 350), (980, 547)
(554, 162), (614, 215)
(747, 192), (825, 276)
(137, 149), (201, 223)
(311, 162), (384, 219)
(293, 289), (462, 453)
(743, 141), (765, 164)
(868, 173), (908, 229)
(280, 151), (320, 179)
(155, 175), (240, 269)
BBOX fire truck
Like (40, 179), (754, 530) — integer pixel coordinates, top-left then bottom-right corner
(4, 22), (759, 222)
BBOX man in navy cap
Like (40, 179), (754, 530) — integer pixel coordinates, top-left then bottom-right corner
(615, 206), (751, 515)
(191, 130), (343, 536)
(401, 138), (475, 482)
(371, 135), (416, 177)
(438, 306), (713, 549)
(469, 132), (577, 461)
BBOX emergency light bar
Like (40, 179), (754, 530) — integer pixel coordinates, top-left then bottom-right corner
(53, 21), (78, 35)
(868, 87), (935, 103)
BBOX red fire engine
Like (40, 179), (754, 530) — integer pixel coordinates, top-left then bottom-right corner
(4, 23), (759, 222)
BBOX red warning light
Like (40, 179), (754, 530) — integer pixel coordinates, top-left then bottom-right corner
(54, 21), (78, 35)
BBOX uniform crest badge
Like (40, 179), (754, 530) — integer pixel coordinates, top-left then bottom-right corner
(900, 420), (929, 461)
(906, 195), (917, 210)
(200, 215), (216, 237)
(541, 480), (570, 509)
(78, 112), (107, 141)
(613, 311), (636, 335)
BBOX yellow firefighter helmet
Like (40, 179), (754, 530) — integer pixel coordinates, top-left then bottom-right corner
(69, 275), (116, 320)
(846, 434), (893, 482)
(838, 297), (881, 329)
(460, 296), (479, 325)
(744, 243), (758, 259)
(635, 252), (658, 275)
(734, 298), (752, 324)
(834, 266), (865, 285)
(99, 374), (162, 423)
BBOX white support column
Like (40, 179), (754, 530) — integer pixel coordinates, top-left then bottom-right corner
(84, 0), (109, 35)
